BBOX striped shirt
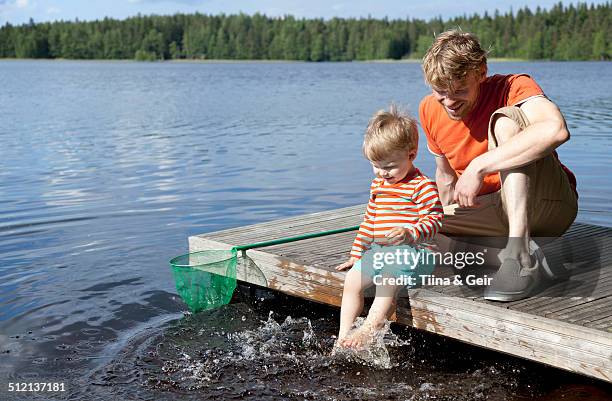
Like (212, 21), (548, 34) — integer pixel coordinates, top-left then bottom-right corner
(350, 168), (444, 259)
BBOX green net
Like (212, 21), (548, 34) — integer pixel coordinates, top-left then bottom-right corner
(169, 249), (238, 313)
(169, 225), (360, 313)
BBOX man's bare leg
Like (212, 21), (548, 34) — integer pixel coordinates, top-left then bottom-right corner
(484, 115), (542, 301)
(493, 115), (532, 267)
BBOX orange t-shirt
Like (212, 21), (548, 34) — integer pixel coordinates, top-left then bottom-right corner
(419, 74), (576, 196)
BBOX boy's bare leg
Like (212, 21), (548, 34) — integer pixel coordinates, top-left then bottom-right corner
(337, 268), (372, 344)
(342, 281), (401, 348)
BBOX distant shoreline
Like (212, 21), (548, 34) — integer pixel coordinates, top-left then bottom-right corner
(3, 6), (608, 62)
(1, 57), (595, 63)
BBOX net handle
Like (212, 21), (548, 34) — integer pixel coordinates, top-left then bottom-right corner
(233, 225), (360, 252)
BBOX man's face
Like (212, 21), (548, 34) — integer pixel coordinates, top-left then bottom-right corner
(431, 70), (484, 120)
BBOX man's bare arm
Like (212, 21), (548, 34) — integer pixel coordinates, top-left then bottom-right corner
(434, 156), (457, 206)
(469, 96), (569, 176)
(452, 96), (569, 207)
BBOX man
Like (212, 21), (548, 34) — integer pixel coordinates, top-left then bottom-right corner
(419, 30), (578, 301)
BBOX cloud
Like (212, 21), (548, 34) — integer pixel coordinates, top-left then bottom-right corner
(46, 6), (60, 14)
(15, 0), (27, 8)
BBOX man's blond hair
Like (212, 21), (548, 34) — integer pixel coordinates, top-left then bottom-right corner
(422, 29), (488, 90)
(363, 105), (418, 161)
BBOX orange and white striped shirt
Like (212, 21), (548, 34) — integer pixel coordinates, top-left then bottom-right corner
(350, 168), (443, 259)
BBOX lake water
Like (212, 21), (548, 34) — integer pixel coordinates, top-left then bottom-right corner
(0, 60), (611, 400)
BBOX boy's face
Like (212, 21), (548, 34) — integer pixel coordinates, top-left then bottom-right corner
(370, 149), (416, 185)
(431, 68), (485, 121)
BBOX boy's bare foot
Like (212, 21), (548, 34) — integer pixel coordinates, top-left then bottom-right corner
(341, 322), (376, 349)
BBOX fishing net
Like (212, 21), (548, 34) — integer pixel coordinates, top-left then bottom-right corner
(170, 249), (238, 313)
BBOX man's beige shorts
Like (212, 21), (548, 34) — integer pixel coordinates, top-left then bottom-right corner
(441, 106), (578, 237)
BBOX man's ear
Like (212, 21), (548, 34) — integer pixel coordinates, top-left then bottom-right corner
(478, 63), (488, 82)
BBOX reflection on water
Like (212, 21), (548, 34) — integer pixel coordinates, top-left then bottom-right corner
(0, 60), (610, 399)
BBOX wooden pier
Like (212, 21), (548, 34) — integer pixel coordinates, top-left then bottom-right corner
(189, 205), (612, 382)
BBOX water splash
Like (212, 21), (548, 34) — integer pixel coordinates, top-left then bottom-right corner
(331, 317), (410, 369)
(229, 312), (325, 362)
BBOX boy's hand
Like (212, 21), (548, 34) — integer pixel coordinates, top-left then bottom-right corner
(335, 257), (358, 271)
(383, 227), (414, 246)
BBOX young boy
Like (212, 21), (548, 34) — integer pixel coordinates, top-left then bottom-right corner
(335, 106), (443, 349)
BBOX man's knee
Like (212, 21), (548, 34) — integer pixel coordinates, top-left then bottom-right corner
(491, 114), (521, 145)
(488, 106), (529, 148)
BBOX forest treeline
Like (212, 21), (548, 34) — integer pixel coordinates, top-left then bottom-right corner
(0, 2), (609, 61)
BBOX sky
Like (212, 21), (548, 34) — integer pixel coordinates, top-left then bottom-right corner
(0, 0), (608, 25)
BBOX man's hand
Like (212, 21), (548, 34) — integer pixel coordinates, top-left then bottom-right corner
(335, 257), (359, 271)
(453, 163), (484, 207)
(382, 227), (414, 246)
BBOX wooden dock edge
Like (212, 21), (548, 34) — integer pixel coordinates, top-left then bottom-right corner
(189, 236), (612, 382)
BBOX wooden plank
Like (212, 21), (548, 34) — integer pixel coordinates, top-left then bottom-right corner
(400, 289), (612, 382)
(505, 270), (612, 316)
(586, 315), (612, 332)
(203, 205), (363, 239)
(209, 226), (358, 270)
(547, 297), (612, 326)
(209, 216), (362, 246)
(563, 223), (610, 237)
(252, 233), (354, 256)
(249, 235), (354, 268)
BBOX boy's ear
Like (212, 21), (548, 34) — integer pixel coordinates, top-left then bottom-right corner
(408, 150), (417, 161)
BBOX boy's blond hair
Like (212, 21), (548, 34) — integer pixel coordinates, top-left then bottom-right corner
(363, 105), (418, 161)
(422, 29), (488, 90)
